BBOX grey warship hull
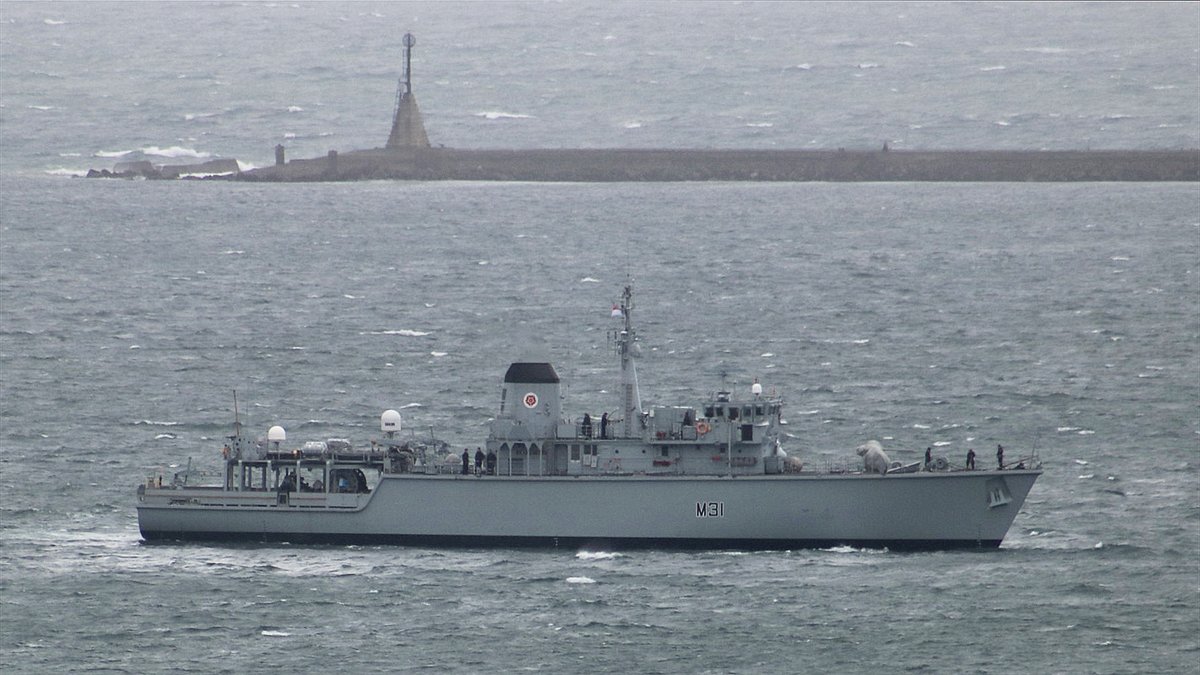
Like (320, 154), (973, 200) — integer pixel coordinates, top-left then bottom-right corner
(136, 284), (1042, 551)
(138, 470), (1039, 551)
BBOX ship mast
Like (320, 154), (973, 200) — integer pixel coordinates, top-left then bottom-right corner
(615, 283), (642, 437)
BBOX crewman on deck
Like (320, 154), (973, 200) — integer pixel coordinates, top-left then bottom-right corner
(996, 444), (1004, 470)
(966, 448), (976, 470)
(461, 448), (470, 475)
(600, 412), (609, 439)
(486, 449), (497, 475)
(582, 413), (593, 438)
(925, 447), (933, 470)
(474, 448), (484, 475)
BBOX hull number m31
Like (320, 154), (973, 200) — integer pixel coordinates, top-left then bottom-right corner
(696, 501), (724, 518)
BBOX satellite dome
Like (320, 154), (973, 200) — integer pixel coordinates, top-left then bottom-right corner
(268, 425), (286, 443)
(381, 409), (402, 433)
(751, 382), (763, 396)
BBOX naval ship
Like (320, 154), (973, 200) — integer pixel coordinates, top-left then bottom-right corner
(137, 284), (1041, 550)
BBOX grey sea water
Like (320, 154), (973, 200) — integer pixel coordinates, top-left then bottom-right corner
(1, 2), (1198, 674)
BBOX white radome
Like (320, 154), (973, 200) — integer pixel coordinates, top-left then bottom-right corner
(381, 409), (402, 433)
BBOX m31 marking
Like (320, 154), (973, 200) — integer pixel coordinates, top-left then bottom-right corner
(696, 501), (724, 518)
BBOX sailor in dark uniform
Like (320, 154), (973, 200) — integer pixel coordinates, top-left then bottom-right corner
(474, 448), (484, 475)
(996, 444), (1004, 470)
(600, 412), (609, 439)
(461, 448), (470, 475)
(966, 448), (976, 470)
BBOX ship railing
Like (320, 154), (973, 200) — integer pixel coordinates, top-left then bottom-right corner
(808, 451), (1042, 476)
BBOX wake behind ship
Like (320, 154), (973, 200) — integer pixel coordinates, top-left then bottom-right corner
(136, 284), (1041, 550)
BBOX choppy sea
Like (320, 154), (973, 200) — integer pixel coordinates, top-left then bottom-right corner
(1, 2), (1197, 673)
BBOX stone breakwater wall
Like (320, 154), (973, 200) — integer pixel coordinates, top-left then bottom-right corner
(237, 147), (1198, 182)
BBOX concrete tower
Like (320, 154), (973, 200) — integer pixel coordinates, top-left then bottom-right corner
(386, 32), (430, 149)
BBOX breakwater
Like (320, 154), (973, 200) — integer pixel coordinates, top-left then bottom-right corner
(234, 147), (1199, 182)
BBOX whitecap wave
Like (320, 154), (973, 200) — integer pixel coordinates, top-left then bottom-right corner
(576, 551), (621, 560)
(94, 145), (212, 160)
(565, 576), (596, 584)
(820, 545), (884, 555)
(177, 170), (237, 178)
(980, 65), (1007, 72)
(260, 630), (291, 637)
(365, 329), (430, 337)
(44, 167), (88, 177)
(622, 120), (642, 129)
(476, 111), (533, 120)
(143, 146), (212, 159)
(580, 277), (600, 283)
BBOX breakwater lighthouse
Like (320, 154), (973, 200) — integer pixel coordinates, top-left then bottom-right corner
(386, 32), (430, 148)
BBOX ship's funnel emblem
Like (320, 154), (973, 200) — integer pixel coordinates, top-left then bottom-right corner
(523, 393), (539, 408)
